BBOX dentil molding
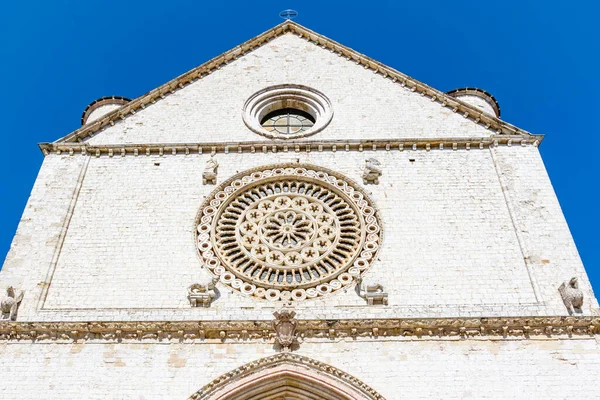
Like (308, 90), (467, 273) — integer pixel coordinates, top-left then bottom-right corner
(38, 136), (543, 157)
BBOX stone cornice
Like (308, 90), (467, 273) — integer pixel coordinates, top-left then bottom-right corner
(39, 135), (543, 157)
(0, 316), (597, 343)
(53, 21), (536, 144)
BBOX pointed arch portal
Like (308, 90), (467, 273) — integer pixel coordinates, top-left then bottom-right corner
(188, 353), (385, 400)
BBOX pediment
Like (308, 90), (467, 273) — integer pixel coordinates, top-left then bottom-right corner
(49, 21), (536, 148)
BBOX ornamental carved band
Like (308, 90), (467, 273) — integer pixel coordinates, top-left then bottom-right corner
(196, 165), (382, 302)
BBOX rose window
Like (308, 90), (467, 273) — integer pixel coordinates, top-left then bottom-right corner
(257, 207), (319, 251)
(196, 165), (382, 302)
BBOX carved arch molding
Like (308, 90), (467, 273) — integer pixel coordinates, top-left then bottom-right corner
(188, 353), (385, 400)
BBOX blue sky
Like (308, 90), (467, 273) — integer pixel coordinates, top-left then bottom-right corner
(1, 1), (598, 292)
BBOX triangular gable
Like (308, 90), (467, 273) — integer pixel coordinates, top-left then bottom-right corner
(52, 21), (535, 144)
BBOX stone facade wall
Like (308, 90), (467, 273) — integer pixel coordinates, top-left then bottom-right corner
(1, 23), (598, 400)
(495, 146), (598, 310)
(0, 155), (88, 320)
(2, 144), (595, 322)
(8, 30), (586, 323)
(1, 338), (599, 399)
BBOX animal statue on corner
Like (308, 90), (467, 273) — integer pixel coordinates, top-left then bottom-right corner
(1, 287), (24, 321)
(558, 277), (584, 315)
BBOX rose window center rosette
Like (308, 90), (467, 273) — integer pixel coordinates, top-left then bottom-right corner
(196, 165), (382, 302)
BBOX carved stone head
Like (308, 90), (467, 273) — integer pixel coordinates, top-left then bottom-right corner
(569, 277), (579, 288)
(366, 158), (381, 167)
(205, 158), (218, 171)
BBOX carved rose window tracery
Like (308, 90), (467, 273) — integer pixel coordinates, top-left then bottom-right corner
(196, 165), (382, 302)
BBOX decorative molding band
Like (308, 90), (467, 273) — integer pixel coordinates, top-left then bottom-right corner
(1, 316), (598, 343)
(39, 135), (543, 157)
(55, 21), (535, 144)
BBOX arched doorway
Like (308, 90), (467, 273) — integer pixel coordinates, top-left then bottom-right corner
(188, 353), (385, 400)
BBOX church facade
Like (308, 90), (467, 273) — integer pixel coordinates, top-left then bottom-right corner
(1, 21), (599, 399)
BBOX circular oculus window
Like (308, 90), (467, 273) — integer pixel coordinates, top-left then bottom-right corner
(195, 165), (382, 302)
(243, 85), (333, 140)
(261, 108), (315, 136)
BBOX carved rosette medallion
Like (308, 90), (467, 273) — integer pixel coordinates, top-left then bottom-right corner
(196, 165), (382, 302)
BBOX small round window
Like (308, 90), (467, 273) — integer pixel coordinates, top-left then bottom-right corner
(243, 85), (333, 140)
(261, 108), (315, 135)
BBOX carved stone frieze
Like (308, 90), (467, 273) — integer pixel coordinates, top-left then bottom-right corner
(0, 316), (598, 344)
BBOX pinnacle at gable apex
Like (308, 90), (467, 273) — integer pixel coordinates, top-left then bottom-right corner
(55, 19), (534, 145)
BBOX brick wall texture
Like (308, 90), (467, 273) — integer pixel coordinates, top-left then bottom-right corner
(1, 339), (599, 399)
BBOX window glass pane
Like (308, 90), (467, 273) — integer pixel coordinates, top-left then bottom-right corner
(261, 108), (315, 135)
